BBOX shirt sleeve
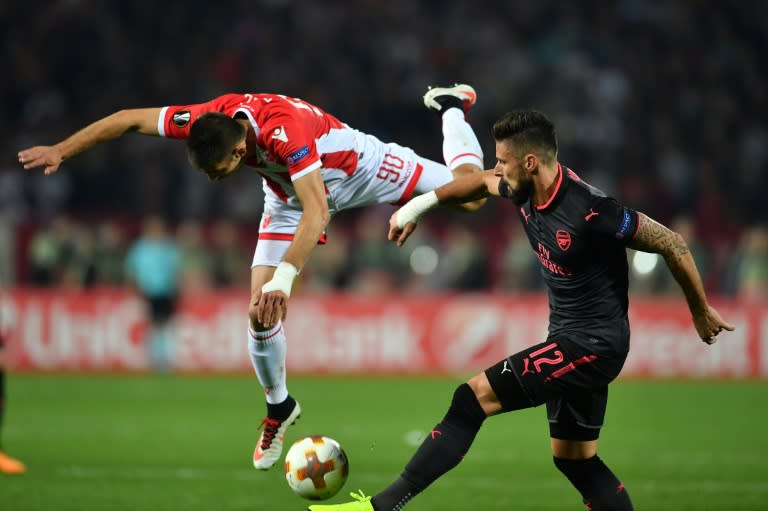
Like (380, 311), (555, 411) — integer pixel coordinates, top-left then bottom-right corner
(586, 196), (640, 244)
(158, 100), (218, 139)
(259, 114), (322, 181)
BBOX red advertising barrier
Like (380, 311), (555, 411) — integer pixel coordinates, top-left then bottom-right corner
(1, 289), (765, 377)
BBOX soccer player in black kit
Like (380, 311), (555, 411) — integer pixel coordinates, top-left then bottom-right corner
(309, 109), (735, 511)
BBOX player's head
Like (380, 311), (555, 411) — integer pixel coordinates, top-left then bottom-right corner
(491, 110), (557, 192)
(186, 113), (247, 180)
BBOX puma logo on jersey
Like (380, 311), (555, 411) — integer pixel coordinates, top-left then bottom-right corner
(272, 126), (288, 143)
(520, 207), (531, 224)
(501, 360), (512, 374)
(585, 208), (600, 221)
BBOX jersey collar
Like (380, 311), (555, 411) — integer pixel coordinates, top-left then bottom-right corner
(234, 107), (261, 138)
(534, 162), (566, 211)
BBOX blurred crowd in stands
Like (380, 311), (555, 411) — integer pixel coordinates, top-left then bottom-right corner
(1, 1), (766, 299)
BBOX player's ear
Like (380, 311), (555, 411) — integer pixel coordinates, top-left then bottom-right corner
(524, 153), (537, 172)
(233, 142), (247, 157)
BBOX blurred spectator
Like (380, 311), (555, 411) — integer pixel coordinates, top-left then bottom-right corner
(59, 223), (97, 289)
(399, 218), (444, 293)
(348, 208), (406, 294)
(722, 225), (768, 301)
(124, 216), (181, 371)
(176, 220), (212, 293)
(498, 227), (544, 292)
(301, 226), (352, 292)
(209, 219), (247, 288)
(27, 216), (76, 286)
(430, 224), (490, 291)
(92, 221), (127, 286)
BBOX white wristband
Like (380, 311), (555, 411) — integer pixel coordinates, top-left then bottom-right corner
(396, 190), (438, 229)
(261, 262), (298, 297)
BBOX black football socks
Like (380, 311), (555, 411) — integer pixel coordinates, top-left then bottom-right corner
(372, 383), (487, 510)
(554, 455), (634, 511)
(266, 395), (296, 421)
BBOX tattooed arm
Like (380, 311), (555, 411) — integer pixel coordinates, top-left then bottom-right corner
(627, 213), (734, 344)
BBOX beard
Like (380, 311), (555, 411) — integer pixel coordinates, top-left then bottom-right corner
(509, 176), (532, 203)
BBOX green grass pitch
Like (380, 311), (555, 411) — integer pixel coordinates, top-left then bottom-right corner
(1, 374), (766, 510)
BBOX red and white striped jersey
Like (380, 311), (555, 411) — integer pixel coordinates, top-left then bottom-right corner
(158, 93), (363, 205)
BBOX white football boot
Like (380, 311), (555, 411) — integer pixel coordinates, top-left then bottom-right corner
(423, 83), (477, 114)
(252, 400), (301, 470)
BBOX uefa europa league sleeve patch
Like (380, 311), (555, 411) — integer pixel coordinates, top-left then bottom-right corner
(172, 110), (191, 128)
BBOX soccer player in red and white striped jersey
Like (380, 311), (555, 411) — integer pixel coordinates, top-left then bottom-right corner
(18, 84), (485, 470)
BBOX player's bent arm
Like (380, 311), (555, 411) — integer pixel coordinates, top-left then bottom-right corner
(19, 108), (163, 174)
(626, 212), (736, 343)
(398, 170), (501, 222)
(389, 171), (500, 246)
(448, 165), (489, 212)
(397, 170), (499, 226)
(436, 170), (502, 205)
(626, 213), (708, 313)
(263, 168), (330, 296)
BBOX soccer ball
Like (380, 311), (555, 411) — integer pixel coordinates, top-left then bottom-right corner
(284, 435), (349, 500)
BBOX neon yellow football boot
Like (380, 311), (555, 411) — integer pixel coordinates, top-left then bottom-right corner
(308, 490), (374, 511)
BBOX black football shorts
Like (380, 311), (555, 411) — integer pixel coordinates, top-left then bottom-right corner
(485, 336), (627, 441)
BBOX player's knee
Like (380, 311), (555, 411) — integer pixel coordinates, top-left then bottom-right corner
(551, 438), (598, 460)
(248, 304), (270, 331)
(554, 455), (581, 475)
(467, 373), (503, 415)
(445, 383), (487, 428)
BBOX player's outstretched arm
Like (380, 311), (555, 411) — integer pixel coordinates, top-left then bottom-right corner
(388, 170), (500, 246)
(627, 213), (735, 344)
(18, 108), (163, 175)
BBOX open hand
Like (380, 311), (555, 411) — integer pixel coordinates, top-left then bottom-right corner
(18, 146), (63, 175)
(254, 290), (288, 328)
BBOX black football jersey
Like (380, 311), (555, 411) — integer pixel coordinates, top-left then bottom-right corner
(499, 164), (639, 353)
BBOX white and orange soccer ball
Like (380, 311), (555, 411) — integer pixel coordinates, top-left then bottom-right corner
(284, 435), (349, 500)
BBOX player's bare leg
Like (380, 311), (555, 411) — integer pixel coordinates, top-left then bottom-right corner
(552, 438), (634, 510)
(248, 265), (301, 470)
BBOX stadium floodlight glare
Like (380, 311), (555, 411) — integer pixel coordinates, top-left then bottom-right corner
(632, 251), (659, 275)
(410, 245), (439, 275)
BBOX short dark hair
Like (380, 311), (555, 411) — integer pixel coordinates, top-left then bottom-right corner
(186, 113), (246, 173)
(491, 110), (558, 162)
